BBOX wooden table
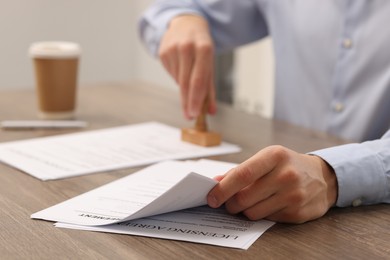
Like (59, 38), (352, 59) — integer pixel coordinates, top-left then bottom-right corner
(0, 83), (389, 259)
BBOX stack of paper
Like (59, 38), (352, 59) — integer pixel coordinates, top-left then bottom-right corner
(0, 122), (241, 180)
(32, 160), (274, 249)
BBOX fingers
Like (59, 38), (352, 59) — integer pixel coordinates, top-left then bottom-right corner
(188, 38), (214, 118)
(159, 45), (176, 79)
(208, 145), (336, 223)
(177, 42), (194, 119)
(158, 15), (216, 119)
(242, 194), (287, 221)
(207, 147), (280, 208)
(224, 170), (278, 214)
(213, 174), (225, 182)
(208, 81), (217, 115)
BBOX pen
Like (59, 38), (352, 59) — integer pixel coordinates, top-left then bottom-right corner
(0, 120), (88, 129)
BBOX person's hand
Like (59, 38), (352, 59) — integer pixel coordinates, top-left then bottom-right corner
(159, 15), (216, 120)
(207, 145), (338, 223)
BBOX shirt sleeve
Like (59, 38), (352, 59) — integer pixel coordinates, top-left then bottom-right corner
(311, 129), (390, 207)
(138, 0), (269, 56)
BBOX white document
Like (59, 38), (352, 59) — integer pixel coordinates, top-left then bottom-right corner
(0, 122), (240, 180)
(56, 206), (274, 250)
(31, 160), (274, 249)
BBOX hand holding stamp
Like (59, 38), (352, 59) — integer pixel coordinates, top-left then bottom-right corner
(181, 97), (222, 147)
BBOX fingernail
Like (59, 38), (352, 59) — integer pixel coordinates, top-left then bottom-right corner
(189, 108), (198, 118)
(184, 111), (192, 120)
(208, 194), (218, 208)
(189, 112), (195, 118)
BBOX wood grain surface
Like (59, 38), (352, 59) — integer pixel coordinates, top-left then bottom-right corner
(0, 82), (389, 259)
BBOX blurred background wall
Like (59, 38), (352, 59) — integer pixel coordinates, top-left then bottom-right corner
(0, 0), (274, 118)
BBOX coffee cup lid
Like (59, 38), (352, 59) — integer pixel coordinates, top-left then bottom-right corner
(29, 41), (81, 58)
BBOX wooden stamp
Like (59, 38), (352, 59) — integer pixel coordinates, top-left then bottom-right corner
(181, 98), (221, 147)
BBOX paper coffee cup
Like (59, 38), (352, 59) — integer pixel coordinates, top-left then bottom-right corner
(29, 41), (81, 120)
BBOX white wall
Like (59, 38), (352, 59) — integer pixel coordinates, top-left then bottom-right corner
(132, 2), (176, 89)
(234, 38), (275, 118)
(0, 0), (175, 89)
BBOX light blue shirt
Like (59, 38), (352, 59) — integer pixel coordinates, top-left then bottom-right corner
(139, 0), (390, 207)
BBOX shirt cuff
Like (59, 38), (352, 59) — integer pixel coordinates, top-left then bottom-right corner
(310, 143), (387, 207)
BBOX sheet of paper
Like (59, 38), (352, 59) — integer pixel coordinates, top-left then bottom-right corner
(31, 160), (236, 225)
(56, 206), (275, 250)
(0, 122), (240, 180)
(31, 160), (274, 249)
